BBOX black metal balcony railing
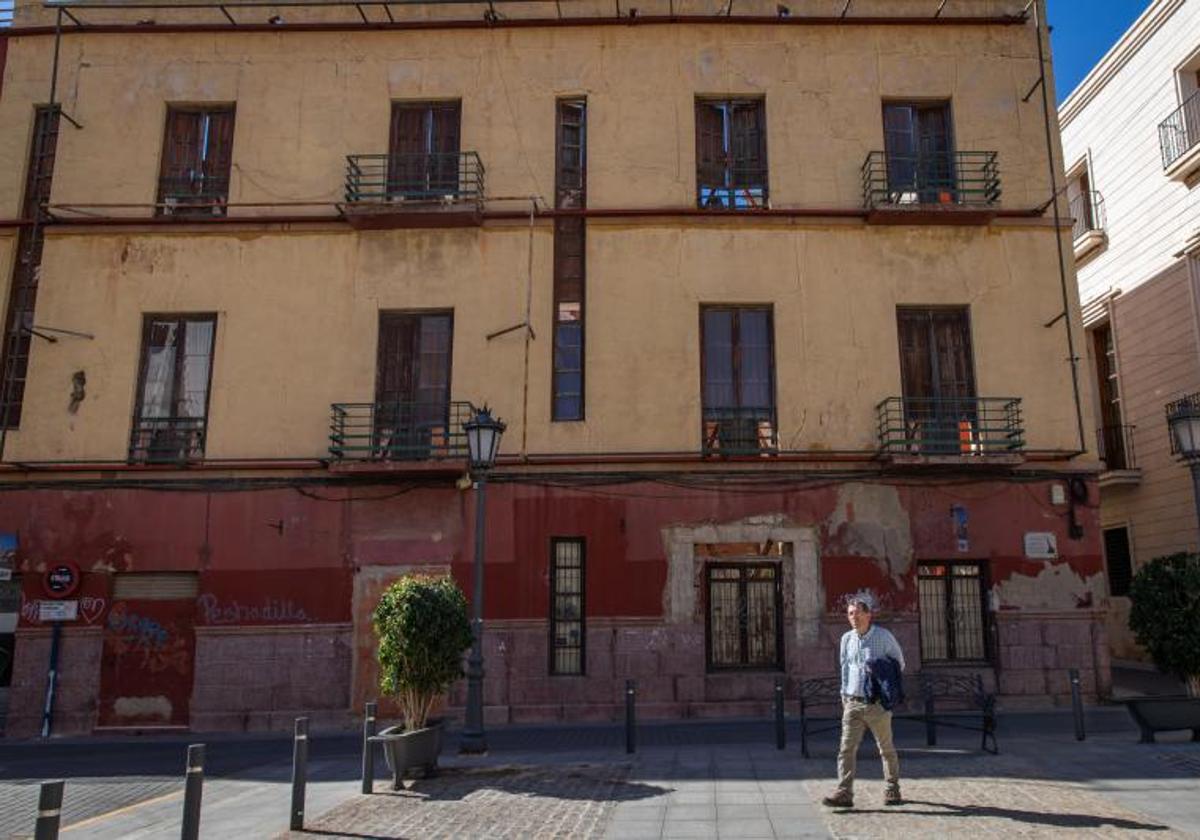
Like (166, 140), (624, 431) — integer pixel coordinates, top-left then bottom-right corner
(696, 166), (769, 210)
(329, 401), (474, 461)
(702, 406), (778, 456)
(344, 152), (485, 206)
(1097, 424), (1136, 471)
(129, 417), (207, 463)
(862, 151), (1001, 209)
(157, 174), (230, 216)
(1069, 190), (1106, 241)
(877, 397), (1024, 456)
(1158, 90), (1200, 171)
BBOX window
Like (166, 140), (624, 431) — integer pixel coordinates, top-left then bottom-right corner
(130, 315), (216, 463)
(1092, 323), (1128, 470)
(389, 101), (461, 199)
(695, 98), (767, 209)
(157, 106), (235, 216)
(1, 104), (60, 428)
(374, 312), (453, 459)
(549, 538), (585, 675)
(917, 562), (989, 662)
(706, 563), (782, 670)
(701, 306), (776, 455)
(896, 307), (977, 454)
(553, 98), (586, 421)
(1103, 526), (1133, 598)
(1066, 166), (1097, 240)
(882, 102), (954, 203)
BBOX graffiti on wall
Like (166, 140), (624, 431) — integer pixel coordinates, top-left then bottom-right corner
(104, 602), (190, 675)
(196, 593), (310, 625)
(19, 593), (109, 625)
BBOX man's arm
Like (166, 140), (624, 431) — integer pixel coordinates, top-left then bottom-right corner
(888, 629), (906, 672)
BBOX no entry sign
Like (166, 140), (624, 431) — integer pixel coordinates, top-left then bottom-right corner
(42, 562), (81, 599)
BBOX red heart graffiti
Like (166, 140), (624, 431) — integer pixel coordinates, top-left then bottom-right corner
(78, 596), (107, 625)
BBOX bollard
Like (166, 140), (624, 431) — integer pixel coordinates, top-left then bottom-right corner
(774, 677), (785, 750)
(625, 679), (636, 754)
(181, 744), (204, 840)
(924, 693), (937, 746)
(1069, 668), (1086, 741)
(290, 717), (309, 831)
(361, 701), (377, 795)
(33, 779), (64, 840)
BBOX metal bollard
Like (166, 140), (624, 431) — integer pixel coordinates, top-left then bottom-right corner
(625, 680), (636, 754)
(34, 779), (64, 840)
(181, 744), (204, 840)
(361, 701), (377, 795)
(1069, 668), (1086, 741)
(290, 717), (309, 831)
(774, 677), (785, 750)
(924, 694), (937, 746)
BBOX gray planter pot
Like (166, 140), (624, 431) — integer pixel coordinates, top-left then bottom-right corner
(378, 720), (443, 786)
(1123, 696), (1200, 743)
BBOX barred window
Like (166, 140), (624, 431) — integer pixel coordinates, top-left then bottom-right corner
(917, 562), (989, 662)
(550, 538), (585, 675)
(706, 563), (782, 670)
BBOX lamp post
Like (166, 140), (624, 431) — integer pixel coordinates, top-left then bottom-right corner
(1166, 392), (1200, 532)
(460, 405), (505, 754)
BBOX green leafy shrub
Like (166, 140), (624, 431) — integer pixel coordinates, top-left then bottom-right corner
(1128, 552), (1200, 698)
(373, 575), (474, 730)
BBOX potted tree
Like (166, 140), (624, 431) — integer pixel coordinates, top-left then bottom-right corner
(372, 574), (473, 783)
(1125, 552), (1200, 742)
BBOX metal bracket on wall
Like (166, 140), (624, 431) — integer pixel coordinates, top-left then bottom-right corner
(27, 325), (96, 344)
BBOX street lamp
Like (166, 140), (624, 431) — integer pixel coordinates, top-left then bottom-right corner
(460, 405), (506, 754)
(1166, 392), (1200, 530)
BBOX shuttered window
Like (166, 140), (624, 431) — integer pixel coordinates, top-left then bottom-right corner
(130, 314), (217, 463)
(374, 312), (454, 459)
(553, 98), (587, 421)
(157, 106), (235, 216)
(896, 307), (977, 454)
(695, 98), (767, 209)
(882, 102), (954, 201)
(112, 572), (200, 600)
(1103, 526), (1133, 598)
(701, 306), (776, 454)
(388, 101), (461, 198)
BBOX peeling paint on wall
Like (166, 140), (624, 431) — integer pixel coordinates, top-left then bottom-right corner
(824, 483), (913, 580)
(992, 563), (1105, 611)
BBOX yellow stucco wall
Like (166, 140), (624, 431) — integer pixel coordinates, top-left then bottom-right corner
(0, 18), (1094, 462)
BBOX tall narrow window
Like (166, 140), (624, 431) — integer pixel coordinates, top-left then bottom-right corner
(882, 102), (954, 202)
(706, 563), (782, 670)
(389, 101), (462, 199)
(130, 315), (216, 463)
(1066, 168), (1096, 239)
(374, 312), (454, 460)
(1103, 526), (1133, 598)
(695, 98), (767, 209)
(1, 104), (60, 429)
(1093, 324), (1127, 470)
(701, 306), (776, 454)
(553, 98), (587, 421)
(917, 562), (989, 662)
(157, 106), (235, 216)
(549, 538), (585, 675)
(896, 307), (976, 454)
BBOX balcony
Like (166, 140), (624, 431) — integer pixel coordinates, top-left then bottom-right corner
(1158, 90), (1200, 181)
(876, 397), (1025, 463)
(329, 401), (474, 462)
(157, 174), (230, 217)
(701, 406), (778, 456)
(341, 152), (485, 229)
(697, 167), (769, 210)
(862, 151), (1000, 224)
(1070, 190), (1107, 263)
(129, 417), (207, 464)
(1097, 424), (1140, 486)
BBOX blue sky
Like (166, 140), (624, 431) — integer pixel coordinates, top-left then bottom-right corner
(1049, 0), (1149, 103)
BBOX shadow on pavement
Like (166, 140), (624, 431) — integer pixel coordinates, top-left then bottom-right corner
(859, 799), (1174, 832)
(373, 765), (668, 804)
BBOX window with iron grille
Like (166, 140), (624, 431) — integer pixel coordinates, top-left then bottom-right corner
(553, 98), (586, 421)
(917, 562), (989, 662)
(157, 106), (235, 217)
(550, 538), (585, 675)
(130, 315), (217, 463)
(700, 306), (776, 455)
(706, 563), (783, 670)
(1103, 526), (1133, 598)
(695, 98), (767, 209)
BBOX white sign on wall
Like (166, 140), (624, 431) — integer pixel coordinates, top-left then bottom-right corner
(38, 600), (79, 622)
(1024, 532), (1058, 559)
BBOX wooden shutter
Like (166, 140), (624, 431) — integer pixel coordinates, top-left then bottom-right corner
(897, 309), (934, 400)
(730, 101), (765, 187)
(883, 104), (917, 157)
(389, 104), (429, 192)
(930, 309), (975, 400)
(202, 108), (236, 188)
(430, 102), (461, 193)
(415, 314), (453, 411)
(159, 109), (202, 189)
(376, 313), (418, 406)
(916, 104), (952, 156)
(695, 101), (727, 193)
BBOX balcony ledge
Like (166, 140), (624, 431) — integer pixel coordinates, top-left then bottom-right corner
(1099, 468), (1142, 488)
(339, 202), (483, 230)
(879, 452), (1026, 467)
(327, 458), (467, 477)
(1073, 229), (1107, 264)
(1164, 143), (1200, 183)
(866, 206), (997, 226)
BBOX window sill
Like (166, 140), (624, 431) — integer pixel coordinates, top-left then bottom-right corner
(1099, 468), (1142, 488)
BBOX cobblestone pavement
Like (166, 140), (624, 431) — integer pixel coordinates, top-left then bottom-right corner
(0, 775), (182, 840)
(279, 764), (643, 840)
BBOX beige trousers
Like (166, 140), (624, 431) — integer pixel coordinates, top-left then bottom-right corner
(836, 697), (900, 795)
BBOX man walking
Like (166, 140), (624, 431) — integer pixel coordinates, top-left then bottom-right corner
(822, 595), (905, 808)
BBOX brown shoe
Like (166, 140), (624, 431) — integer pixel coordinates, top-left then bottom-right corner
(821, 790), (854, 808)
(884, 787), (902, 806)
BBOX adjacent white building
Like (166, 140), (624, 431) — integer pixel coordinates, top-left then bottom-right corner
(1059, 0), (1200, 658)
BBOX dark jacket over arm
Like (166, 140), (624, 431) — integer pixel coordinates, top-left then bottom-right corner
(865, 656), (905, 711)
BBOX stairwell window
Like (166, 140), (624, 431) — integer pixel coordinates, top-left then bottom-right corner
(550, 538), (585, 675)
(695, 98), (767, 209)
(157, 106), (235, 217)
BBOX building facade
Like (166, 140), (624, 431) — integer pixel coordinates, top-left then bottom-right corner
(0, 0), (1106, 736)
(1059, 0), (1200, 661)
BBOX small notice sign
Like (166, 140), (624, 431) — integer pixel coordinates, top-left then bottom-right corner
(1024, 532), (1058, 559)
(38, 600), (79, 622)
